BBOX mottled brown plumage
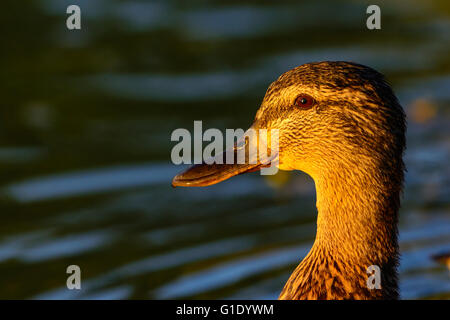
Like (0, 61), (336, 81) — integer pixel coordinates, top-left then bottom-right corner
(173, 61), (406, 300)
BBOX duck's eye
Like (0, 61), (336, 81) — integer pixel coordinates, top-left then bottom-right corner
(294, 94), (315, 109)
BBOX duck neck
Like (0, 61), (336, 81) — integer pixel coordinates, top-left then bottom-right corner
(315, 166), (400, 258)
(280, 162), (402, 300)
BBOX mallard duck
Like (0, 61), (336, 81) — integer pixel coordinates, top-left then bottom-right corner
(172, 61), (406, 300)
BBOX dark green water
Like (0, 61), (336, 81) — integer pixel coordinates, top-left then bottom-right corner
(0, 0), (449, 299)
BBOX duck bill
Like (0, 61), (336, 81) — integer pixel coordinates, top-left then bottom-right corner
(172, 128), (278, 187)
(171, 157), (263, 187)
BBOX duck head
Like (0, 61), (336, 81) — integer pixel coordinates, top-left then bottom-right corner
(172, 61), (406, 187)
